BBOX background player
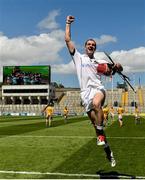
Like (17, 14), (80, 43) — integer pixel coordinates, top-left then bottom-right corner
(134, 105), (140, 124)
(117, 105), (124, 127)
(110, 106), (115, 124)
(63, 106), (69, 123)
(103, 105), (109, 127)
(42, 103), (54, 127)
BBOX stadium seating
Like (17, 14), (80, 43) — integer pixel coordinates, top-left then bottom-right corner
(0, 86), (145, 116)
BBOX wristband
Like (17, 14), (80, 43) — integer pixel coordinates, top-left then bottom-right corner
(66, 21), (71, 24)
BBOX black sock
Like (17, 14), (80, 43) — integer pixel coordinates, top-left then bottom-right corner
(96, 125), (105, 136)
(104, 143), (111, 159)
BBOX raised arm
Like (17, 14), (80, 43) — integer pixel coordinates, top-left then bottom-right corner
(65, 15), (75, 54)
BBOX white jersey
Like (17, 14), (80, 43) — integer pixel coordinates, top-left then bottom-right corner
(72, 49), (107, 112)
(72, 49), (107, 91)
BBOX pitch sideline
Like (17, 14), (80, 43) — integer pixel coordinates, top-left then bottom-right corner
(0, 135), (145, 139)
(0, 170), (144, 179)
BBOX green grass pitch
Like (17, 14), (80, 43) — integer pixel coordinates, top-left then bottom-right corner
(0, 114), (145, 179)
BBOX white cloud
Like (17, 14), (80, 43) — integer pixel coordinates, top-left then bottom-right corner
(94, 34), (117, 45)
(37, 9), (60, 30)
(0, 31), (65, 62)
(109, 47), (145, 73)
(52, 60), (76, 74)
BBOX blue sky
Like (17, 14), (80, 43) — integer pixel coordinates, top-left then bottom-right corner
(0, 0), (145, 90)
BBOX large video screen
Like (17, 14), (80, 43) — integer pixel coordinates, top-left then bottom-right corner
(3, 65), (51, 85)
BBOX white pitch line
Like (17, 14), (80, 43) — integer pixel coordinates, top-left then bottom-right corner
(0, 170), (144, 179)
(108, 136), (145, 139)
(0, 135), (94, 139)
(0, 135), (145, 139)
(0, 170), (100, 178)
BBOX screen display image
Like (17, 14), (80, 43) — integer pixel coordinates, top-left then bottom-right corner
(3, 65), (51, 85)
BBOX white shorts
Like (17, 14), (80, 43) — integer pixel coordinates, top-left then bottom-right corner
(118, 114), (122, 120)
(81, 88), (106, 112)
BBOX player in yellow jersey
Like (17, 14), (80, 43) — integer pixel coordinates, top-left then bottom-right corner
(117, 105), (124, 127)
(42, 103), (54, 127)
(110, 106), (115, 123)
(134, 105), (140, 124)
(103, 105), (109, 126)
(63, 106), (69, 123)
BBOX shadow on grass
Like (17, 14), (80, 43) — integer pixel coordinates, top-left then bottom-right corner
(0, 122), (45, 136)
(0, 116), (42, 123)
(52, 116), (88, 127)
(0, 116), (87, 137)
(96, 170), (135, 179)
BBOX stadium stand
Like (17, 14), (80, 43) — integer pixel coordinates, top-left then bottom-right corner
(0, 85), (145, 116)
(138, 87), (144, 106)
(54, 88), (85, 116)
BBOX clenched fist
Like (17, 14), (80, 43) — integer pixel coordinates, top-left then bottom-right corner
(66, 15), (75, 24)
